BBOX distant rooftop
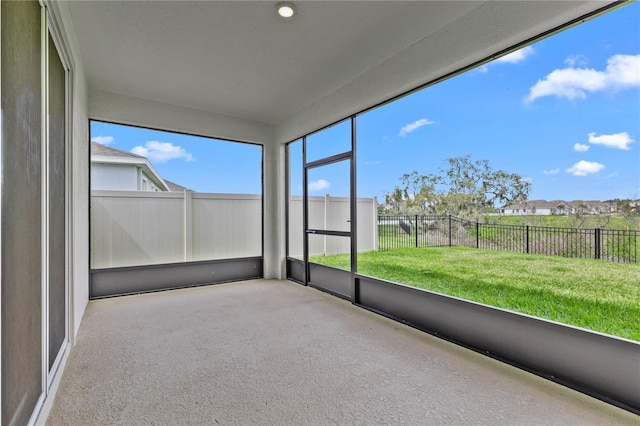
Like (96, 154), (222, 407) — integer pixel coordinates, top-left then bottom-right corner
(90, 141), (192, 192)
(504, 200), (614, 210)
(164, 179), (190, 192)
(90, 141), (143, 158)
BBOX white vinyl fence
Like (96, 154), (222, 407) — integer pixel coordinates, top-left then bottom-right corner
(91, 191), (378, 269)
(288, 195), (378, 258)
(91, 191), (262, 269)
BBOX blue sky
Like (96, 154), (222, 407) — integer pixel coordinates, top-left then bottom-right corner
(91, 122), (263, 193)
(92, 3), (639, 202)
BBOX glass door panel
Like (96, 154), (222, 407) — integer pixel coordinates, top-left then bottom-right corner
(308, 234), (351, 271)
(306, 119), (351, 163)
(306, 159), (351, 233)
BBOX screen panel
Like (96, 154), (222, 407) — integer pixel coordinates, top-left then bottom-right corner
(287, 140), (303, 259)
(1, 1), (44, 424)
(307, 159), (351, 232)
(305, 119), (351, 163)
(48, 33), (67, 371)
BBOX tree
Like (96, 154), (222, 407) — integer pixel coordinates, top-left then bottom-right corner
(384, 155), (531, 218)
(613, 198), (640, 218)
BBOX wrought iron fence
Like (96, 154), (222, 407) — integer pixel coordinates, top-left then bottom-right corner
(378, 215), (639, 263)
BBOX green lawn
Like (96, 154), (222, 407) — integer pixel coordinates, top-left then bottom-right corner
(310, 247), (640, 341)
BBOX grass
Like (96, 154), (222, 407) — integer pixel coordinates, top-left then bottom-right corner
(310, 247), (640, 341)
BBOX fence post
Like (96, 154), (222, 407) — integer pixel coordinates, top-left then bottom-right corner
(448, 215), (452, 247)
(373, 197), (378, 251)
(594, 228), (601, 260)
(324, 194), (329, 256)
(526, 225), (530, 254)
(476, 222), (479, 249)
(415, 215), (419, 248)
(184, 190), (193, 261)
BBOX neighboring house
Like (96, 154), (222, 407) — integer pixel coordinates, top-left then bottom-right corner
(501, 200), (558, 215)
(565, 200), (614, 215)
(502, 200), (615, 215)
(91, 142), (186, 192)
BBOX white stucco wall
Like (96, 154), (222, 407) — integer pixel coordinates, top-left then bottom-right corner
(91, 163), (138, 191)
(71, 70), (90, 340)
(141, 171), (163, 192)
(263, 141), (285, 279)
(89, 90), (274, 146)
(50, 0), (91, 343)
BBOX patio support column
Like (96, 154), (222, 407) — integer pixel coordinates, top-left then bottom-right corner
(263, 140), (286, 279)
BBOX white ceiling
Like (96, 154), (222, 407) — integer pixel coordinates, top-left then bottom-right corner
(66, 1), (617, 131)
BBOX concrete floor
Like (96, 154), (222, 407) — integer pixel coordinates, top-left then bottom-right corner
(45, 279), (638, 425)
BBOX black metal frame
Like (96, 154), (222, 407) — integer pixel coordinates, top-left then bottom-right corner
(302, 119), (356, 297)
(286, 257), (640, 413)
(281, 1), (638, 413)
(285, 140), (305, 283)
(88, 119), (266, 296)
(286, 257), (304, 284)
(356, 273), (640, 414)
(90, 257), (264, 298)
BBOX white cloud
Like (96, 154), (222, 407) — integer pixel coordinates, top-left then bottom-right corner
(92, 136), (114, 145)
(573, 143), (590, 152)
(495, 46), (535, 64)
(588, 132), (634, 150)
(526, 54), (640, 102)
(564, 54), (588, 67)
(543, 168), (560, 175)
(399, 118), (435, 137)
(308, 179), (330, 192)
(566, 161), (605, 176)
(130, 141), (195, 163)
(478, 47), (534, 74)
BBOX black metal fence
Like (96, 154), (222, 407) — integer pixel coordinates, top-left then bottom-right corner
(378, 215), (639, 263)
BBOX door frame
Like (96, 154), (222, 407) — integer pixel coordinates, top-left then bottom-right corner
(301, 117), (358, 302)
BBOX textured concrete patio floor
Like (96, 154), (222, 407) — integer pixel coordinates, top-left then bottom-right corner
(45, 279), (638, 425)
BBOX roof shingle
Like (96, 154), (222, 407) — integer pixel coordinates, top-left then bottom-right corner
(91, 141), (143, 158)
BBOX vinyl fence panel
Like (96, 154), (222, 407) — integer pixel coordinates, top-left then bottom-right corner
(91, 191), (185, 268)
(287, 195), (378, 258)
(288, 196), (304, 259)
(91, 191), (262, 269)
(191, 193), (262, 261)
(92, 191), (377, 269)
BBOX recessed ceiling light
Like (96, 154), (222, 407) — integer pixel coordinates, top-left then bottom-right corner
(277, 2), (296, 19)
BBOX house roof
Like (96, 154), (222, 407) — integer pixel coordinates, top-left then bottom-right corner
(91, 142), (170, 191)
(91, 143), (193, 193)
(164, 179), (190, 192)
(90, 142), (143, 158)
(504, 200), (613, 210)
(502, 200), (552, 210)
